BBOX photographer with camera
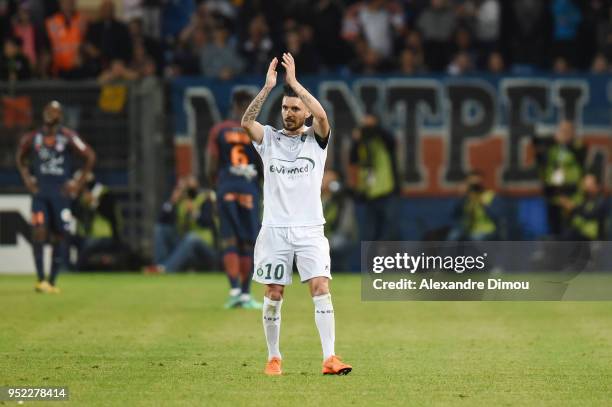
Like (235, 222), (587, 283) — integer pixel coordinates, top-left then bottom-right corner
(146, 175), (218, 273)
(447, 170), (501, 241)
(347, 113), (399, 242)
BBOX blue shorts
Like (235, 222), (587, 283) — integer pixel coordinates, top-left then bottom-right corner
(217, 182), (260, 250)
(31, 194), (72, 236)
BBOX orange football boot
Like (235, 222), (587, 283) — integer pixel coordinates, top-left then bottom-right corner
(264, 357), (282, 376)
(322, 355), (352, 375)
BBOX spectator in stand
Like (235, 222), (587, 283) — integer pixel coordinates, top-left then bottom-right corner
(139, 56), (157, 79)
(124, 0), (164, 39)
(342, 0), (405, 60)
(600, 29), (612, 62)
(552, 56), (572, 73)
(402, 29), (425, 71)
(161, 0), (195, 43)
(144, 0), (163, 39)
(473, 0), (500, 56)
(0, 35), (31, 81)
(129, 39), (156, 78)
(56, 48), (100, 80)
(398, 47), (425, 75)
(505, 0), (552, 71)
(311, 0), (349, 71)
(128, 17), (163, 75)
(234, 0), (284, 46)
(42, 0), (87, 78)
(26, 0), (49, 27)
(178, 2), (214, 47)
(447, 51), (473, 76)
(98, 59), (139, 84)
(451, 26), (478, 69)
(551, 0), (582, 68)
(576, 1), (608, 68)
(282, 18), (299, 36)
(0, 0), (17, 45)
(240, 13), (275, 75)
(284, 25), (319, 75)
(11, 1), (43, 75)
(169, 26), (206, 76)
(452, 0), (474, 26)
(199, 19), (244, 80)
(487, 50), (505, 73)
(348, 37), (388, 74)
(83, 0), (132, 72)
(590, 53), (609, 73)
(417, 0), (457, 71)
(592, 1), (612, 52)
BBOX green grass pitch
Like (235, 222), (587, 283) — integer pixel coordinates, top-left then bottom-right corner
(1, 273), (612, 406)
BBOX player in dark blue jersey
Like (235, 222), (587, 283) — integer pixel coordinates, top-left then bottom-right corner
(206, 90), (262, 309)
(16, 101), (96, 293)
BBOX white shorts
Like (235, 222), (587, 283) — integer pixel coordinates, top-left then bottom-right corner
(253, 225), (331, 286)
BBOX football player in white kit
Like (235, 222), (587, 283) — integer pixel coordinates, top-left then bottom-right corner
(241, 53), (352, 376)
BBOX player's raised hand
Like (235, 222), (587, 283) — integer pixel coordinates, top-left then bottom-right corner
(281, 53), (297, 87)
(265, 58), (278, 89)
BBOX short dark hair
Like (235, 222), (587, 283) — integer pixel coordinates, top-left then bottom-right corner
(283, 84), (297, 98)
(232, 90), (253, 108)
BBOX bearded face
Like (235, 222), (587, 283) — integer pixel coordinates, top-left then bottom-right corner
(281, 96), (310, 132)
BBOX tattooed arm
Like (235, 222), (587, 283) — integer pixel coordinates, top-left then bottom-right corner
(241, 58), (278, 144)
(281, 52), (330, 138)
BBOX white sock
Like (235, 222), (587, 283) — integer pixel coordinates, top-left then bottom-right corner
(262, 296), (282, 360)
(229, 288), (240, 297)
(240, 293), (251, 302)
(313, 294), (335, 360)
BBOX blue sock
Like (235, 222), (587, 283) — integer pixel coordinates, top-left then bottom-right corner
(239, 255), (253, 295)
(240, 277), (251, 295)
(228, 275), (240, 290)
(49, 242), (65, 286)
(33, 242), (44, 282)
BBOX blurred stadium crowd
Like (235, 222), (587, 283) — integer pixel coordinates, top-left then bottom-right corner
(136, 115), (607, 273)
(1, 0), (612, 82)
(0, 0), (610, 274)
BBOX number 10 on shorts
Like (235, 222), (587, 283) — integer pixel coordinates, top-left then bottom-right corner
(257, 263), (285, 281)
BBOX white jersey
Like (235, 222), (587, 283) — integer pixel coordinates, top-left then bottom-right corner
(253, 125), (329, 227)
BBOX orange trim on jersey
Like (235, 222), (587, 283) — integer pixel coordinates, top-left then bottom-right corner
(223, 192), (254, 209)
(207, 120), (244, 157)
(32, 211), (45, 226)
(224, 130), (250, 144)
(43, 135), (56, 147)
